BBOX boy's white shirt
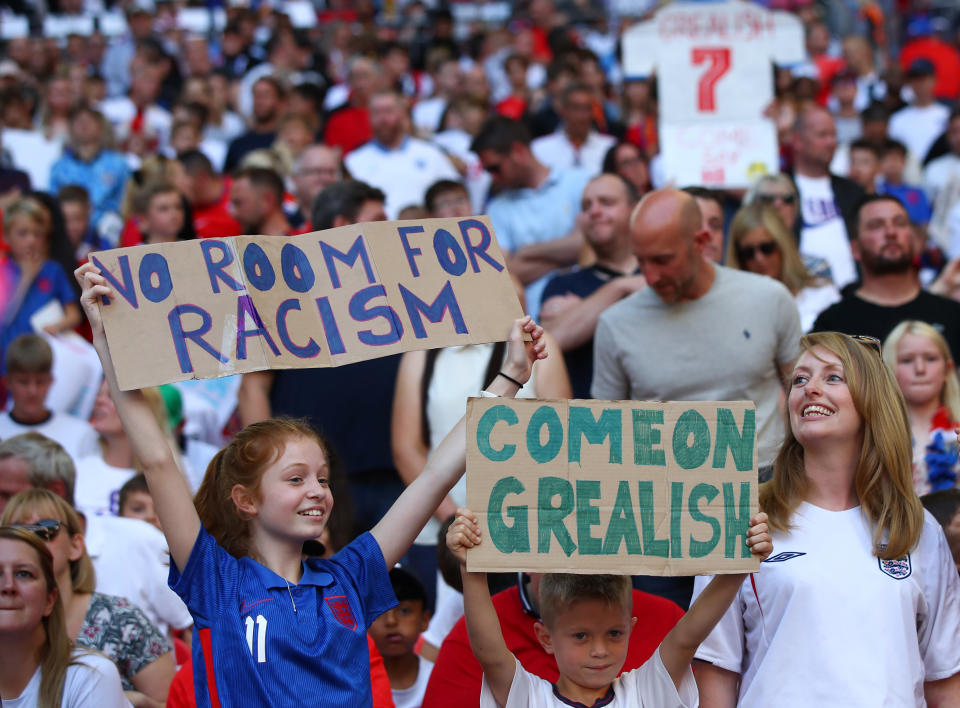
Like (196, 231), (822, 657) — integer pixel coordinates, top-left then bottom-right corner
(391, 654), (434, 708)
(479, 648), (697, 708)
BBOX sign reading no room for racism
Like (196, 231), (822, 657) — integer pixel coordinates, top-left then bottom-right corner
(92, 217), (523, 390)
(466, 398), (760, 576)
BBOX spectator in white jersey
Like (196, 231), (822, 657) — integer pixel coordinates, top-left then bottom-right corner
(530, 82), (615, 177)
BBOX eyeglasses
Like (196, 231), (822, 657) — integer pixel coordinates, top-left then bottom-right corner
(850, 334), (882, 356)
(737, 241), (778, 261)
(15, 519), (63, 542)
(757, 193), (796, 206)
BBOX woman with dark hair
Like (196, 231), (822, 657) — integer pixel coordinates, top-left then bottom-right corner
(693, 332), (960, 706)
(602, 141), (651, 197)
(0, 525), (128, 706)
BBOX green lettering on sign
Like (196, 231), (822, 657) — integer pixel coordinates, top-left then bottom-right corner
(723, 481), (752, 558)
(537, 476), (575, 556)
(569, 407), (622, 464)
(637, 481), (668, 557)
(602, 480), (642, 555)
(488, 476), (530, 553)
(712, 408), (756, 471)
(688, 483), (721, 558)
(632, 409), (666, 466)
(672, 409), (711, 470)
(527, 406), (564, 464)
(575, 480), (602, 555)
(477, 405), (518, 462)
(670, 481), (683, 558)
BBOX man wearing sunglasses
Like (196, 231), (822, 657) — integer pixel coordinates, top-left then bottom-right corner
(813, 194), (960, 361)
(592, 188), (801, 610)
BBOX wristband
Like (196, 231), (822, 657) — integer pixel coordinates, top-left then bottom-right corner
(497, 371), (524, 388)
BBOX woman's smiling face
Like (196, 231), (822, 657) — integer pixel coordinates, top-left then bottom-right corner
(788, 346), (863, 446)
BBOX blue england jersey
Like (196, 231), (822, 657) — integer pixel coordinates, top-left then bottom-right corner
(170, 527), (396, 707)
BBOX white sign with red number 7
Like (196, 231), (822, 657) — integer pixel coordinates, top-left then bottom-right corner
(622, 0), (805, 188)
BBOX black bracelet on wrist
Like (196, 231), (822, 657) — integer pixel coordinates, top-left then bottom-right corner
(497, 371), (524, 388)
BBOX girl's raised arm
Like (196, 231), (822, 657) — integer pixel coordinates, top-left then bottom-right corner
(372, 316), (546, 569)
(75, 263), (200, 572)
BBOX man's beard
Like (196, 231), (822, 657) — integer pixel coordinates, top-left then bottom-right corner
(860, 247), (913, 275)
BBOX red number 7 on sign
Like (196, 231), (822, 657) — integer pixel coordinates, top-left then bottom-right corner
(692, 47), (731, 113)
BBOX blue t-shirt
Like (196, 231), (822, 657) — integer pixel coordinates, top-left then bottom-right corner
(169, 527), (397, 708)
(1, 258), (76, 369)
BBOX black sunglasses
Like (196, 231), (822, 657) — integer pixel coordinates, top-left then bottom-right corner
(738, 241), (778, 261)
(850, 334), (882, 356)
(15, 519), (63, 542)
(757, 193), (796, 205)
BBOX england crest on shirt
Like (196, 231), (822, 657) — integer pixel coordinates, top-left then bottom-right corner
(878, 554), (912, 579)
(325, 595), (358, 630)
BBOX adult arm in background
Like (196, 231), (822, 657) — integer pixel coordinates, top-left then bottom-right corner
(925, 674), (960, 707)
(390, 350), (457, 523)
(504, 227), (585, 286)
(237, 371), (274, 426)
(692, 663), (740, 708)
(540, 275), (647, 352)
(125, 651), (176, 708)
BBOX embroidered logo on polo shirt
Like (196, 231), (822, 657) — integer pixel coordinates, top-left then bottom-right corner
(878, 555), (912, 579)
(763, 551), (806, 563)
(325, 596), (358, 630)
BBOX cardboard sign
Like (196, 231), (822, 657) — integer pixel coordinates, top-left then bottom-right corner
(621, 0), (804, 188)
(466, 398), (759, 576)
(94, 217), (523, 390)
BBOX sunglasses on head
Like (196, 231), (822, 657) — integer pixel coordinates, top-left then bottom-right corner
(15, 519), (63, 542)
(738, 241), (778, 261)
(757, 193), (796, 205)
(850, 334), (882, 356)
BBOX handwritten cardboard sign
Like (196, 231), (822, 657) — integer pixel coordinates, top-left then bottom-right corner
(466, 398), (759, 576)
(93, 217), (524, 390)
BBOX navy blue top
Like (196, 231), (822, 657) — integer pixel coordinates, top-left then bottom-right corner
(170, 527), (396, 708)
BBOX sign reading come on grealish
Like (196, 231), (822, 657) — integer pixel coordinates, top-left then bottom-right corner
(465, 398), (760, 576)
(91, 217), (523, 390)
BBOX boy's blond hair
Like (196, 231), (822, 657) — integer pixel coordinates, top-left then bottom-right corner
(538, 574), (632, 628)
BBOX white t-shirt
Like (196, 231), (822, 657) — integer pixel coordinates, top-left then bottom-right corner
(421, 575), (464, 648)
(85, 514), (193, 636)
(0, 411), (98, 463)
(480, 649), (697, 708)
(392, 655), (434, 708)
(344, 137), (459, 219)
(74, 454), (135, 517)
(3, 650), (130, 708)
(531, 130), (616, 178)
(794, 173), (858, 288)
(692, 504), (960, 707)
(888, 103), (949, 165)
(795, 281), (841, 333)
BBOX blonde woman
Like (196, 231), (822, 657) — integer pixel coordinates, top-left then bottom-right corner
(726, 203), (840, 332)
(692, 332), (960, 706)
(884, 320), (960, 495)
(0, 525), (127, 707)
(2, 490), (175, 707)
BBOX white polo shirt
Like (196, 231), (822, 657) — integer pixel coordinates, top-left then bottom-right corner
(531, 129), (616, 177)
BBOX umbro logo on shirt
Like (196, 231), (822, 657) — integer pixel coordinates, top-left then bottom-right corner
(763, 551), (806, 563)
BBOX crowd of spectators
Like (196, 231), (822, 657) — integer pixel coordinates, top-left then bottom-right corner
(3, 0), (960, 706)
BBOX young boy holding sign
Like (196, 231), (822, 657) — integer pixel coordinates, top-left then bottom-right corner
(446, 508), (772, 707)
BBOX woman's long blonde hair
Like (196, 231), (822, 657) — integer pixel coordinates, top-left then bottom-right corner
(762, 332), (924, 559)
(0, 526), (73, 708)
(726, 203), (818, 295)
(0, 489), (96, 593)
(882, 320), (960, 423)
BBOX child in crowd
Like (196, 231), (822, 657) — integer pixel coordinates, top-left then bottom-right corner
(921, 489), (960, 575)
(76, 259), (547, 707)
(447, 508), (772, 707)
(58, 185), (102, 263)
(118, 473), (161, 531)
(877, 139), (932, 225)
(369, 566), (434, 708)
(0, 334), (97, 462)
(137, 181), (186, 245)
(0, 198), (81, 370)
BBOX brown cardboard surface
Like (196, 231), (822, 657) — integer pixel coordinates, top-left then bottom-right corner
(92, 216), (523, 390)
(465, 398), (760, 576)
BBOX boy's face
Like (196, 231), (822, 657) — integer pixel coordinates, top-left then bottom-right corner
(881, 151), (905, 183)
(535, 599), (636, 696)
(5, 217), (45, 265)
(4, 371), (52, 422)
(61, 201), (89, 248)
(369, 600), (430, 658)
(120, 490), (161, 531)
